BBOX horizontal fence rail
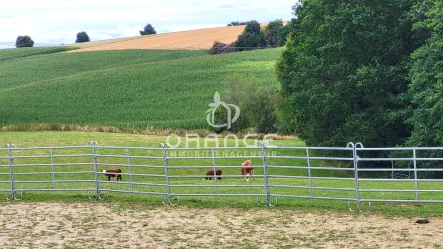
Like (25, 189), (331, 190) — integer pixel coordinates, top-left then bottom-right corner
(2, 142), (443, 210)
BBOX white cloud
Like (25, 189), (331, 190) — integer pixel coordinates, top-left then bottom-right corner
(0, 0), (295, 45)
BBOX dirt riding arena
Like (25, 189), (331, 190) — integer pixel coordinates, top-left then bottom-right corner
(0, 202), (442, 248)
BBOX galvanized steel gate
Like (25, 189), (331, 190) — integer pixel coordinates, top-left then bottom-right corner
(2, 142), (443, 211)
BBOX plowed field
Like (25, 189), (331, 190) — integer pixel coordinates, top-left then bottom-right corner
(69, 25), (247, 52)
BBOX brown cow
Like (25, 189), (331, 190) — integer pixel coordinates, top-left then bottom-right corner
(241, 160), (254, 181)
(102, 169), (122, 181)
(203, 169), (222, 180)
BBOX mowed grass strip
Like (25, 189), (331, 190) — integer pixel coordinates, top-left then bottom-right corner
(0, 48), (281, 130)
(1, 131), (443, 216)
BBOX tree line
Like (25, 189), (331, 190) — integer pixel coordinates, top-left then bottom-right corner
(14, 23), (158, 48)
(274, 0), (443, 177)
(210, 19), (291, 54)
(209, 0), (443, 177)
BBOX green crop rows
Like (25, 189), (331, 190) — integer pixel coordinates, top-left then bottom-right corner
(0, 47), (282, 130)
(0, 46), (78, 61)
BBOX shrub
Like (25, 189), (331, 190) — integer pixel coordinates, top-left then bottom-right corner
(209, 41), (234, 54)
(210, 76), (278, 133)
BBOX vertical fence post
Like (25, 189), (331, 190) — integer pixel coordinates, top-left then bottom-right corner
(347, 142), (360, 211)
(306, 148), (313, 198)
(211, 148), (219, 195)
(90, 142), (100, 199)
(126, 148), (133, 192)
(160, 143), (171, 204)
(260, 142), (270, 206)
(413, 148), (418, 201)
(355, 143), (364, 211)
(50, 148), (56, 189)
(6, 144), (16, 200)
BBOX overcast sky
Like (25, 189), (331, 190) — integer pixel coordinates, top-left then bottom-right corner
(0, 0), (296, 48)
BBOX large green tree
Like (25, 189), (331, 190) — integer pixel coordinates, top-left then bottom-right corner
(264, 19), (284, 47)
(235, 20), (266, 51)
(276, 21), (292, 47)
(276, 0), (424, 148)
(408, 0), (443, 147)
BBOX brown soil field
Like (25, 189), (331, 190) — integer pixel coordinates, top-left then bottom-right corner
(67, 22), (287, 53)
(64, 36), (142, 49)
(1, 202), (442, 248)
(68, 25), (247, 53)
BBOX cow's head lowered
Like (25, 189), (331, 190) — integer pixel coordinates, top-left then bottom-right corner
(241, 160), (254, 181)
(102, 169), (122, 181)
(203, 169), (222, 180)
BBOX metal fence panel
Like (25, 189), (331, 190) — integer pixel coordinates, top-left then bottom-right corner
(3, 142), (443, 210)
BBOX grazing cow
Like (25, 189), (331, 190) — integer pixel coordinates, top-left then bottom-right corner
(241, 160), (254, 181)
(102, 169), (122, 181)
(203, 169), (222, 180)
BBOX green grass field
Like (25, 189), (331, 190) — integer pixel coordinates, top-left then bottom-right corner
(0, 47), (282, 130)
(0, 46), (78, 61)
(1, 131), (443, 216)
(1, 47), (442, 216)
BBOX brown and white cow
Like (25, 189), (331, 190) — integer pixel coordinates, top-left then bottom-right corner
(241, 160), (254, 181)
(203, 169), (222, 180)
(102, 169), (122, 181)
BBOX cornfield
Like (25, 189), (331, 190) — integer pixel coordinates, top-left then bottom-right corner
(0, 48), (283, 130)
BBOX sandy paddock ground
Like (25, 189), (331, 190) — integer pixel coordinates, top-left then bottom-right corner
(0, 202), (442, 249)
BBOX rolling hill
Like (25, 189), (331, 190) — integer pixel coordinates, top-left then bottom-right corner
(67, 25), (250, 52)
(0, 47), (283, 130)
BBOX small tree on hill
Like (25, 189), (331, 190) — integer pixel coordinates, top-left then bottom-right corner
(234, 21), (266, 51)
(140, 24), (157, 35)
(264, 19), (284, 47)
(227, 21), (248, 26)
(244, 20), (261, 34)
(276, 21), (292, 46)
(15, 35), (34, 48)
(75, 31), (90, 43)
